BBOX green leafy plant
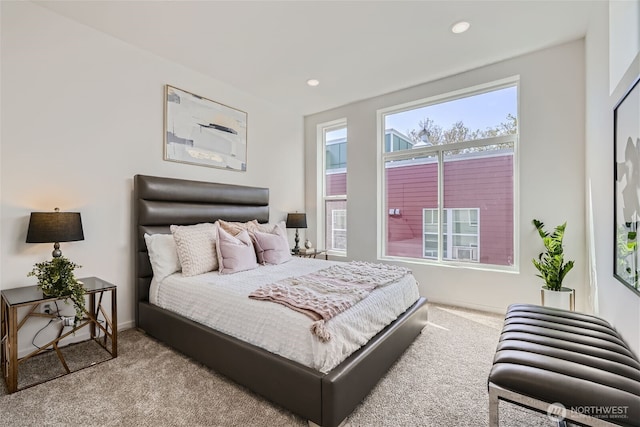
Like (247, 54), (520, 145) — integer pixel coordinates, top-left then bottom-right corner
(27, 257), (85, 322)
(532, 219), (574, 291)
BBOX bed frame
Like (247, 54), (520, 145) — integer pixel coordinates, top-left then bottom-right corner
(134, 174), (429, 427)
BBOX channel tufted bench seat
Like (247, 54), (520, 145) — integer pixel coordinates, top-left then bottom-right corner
(488, 304), (640, 427)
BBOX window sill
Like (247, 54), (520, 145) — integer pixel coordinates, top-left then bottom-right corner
(378, 255), (519, 274)
(327, 250), (347, 258)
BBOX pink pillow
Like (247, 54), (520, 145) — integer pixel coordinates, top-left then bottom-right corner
(252, 223), (292, 265)
(217, 219), (259, 235)
(215, 228), (259, 274)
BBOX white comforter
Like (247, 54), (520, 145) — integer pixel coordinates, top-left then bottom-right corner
(150, 258), (420, 373)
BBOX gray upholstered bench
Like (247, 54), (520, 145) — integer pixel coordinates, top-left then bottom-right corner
(488, 304), (640, 427)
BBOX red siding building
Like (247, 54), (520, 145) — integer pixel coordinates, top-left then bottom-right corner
(326, 150), (514, 266)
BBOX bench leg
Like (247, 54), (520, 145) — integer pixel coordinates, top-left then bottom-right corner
(488, 382), (622, 427)
(489, 385), (499, 427)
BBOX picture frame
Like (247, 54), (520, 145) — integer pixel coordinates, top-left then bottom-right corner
(613, 76), (640, 295)
(164, 85), (247, 171)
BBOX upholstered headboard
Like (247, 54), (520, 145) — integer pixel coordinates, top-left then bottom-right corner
(134, 174), (269, 325)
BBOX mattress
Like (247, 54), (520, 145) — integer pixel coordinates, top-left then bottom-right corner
(150, 257), (420, 373)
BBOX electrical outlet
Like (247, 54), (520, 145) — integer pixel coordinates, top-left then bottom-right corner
(41, 303), (52, 315)
(61, 316), (75, 327)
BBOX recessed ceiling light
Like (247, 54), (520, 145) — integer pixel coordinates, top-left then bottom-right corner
(451, 21), (470, 34)
(306, 79), (320, 87)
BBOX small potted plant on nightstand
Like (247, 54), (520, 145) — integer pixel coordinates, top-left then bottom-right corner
(532, 219), (575, 310)
(28, 257), (86, 323)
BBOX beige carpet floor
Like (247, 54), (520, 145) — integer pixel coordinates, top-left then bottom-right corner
(0, 304), (553, 426)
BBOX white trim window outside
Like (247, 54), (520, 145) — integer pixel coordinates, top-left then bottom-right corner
(423, 208), (480, 261)
(332, 209), (347, 251)
(380, 78), (518, 269)
(321, 121), (347, 255)
(423, 208), (439, 258)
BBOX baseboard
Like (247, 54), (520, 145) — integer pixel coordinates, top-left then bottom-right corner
(17, 327), (92, 358)
(118, 319), (135, 331)
(427, 298), (506, 315)
(16, 319), (134, 358)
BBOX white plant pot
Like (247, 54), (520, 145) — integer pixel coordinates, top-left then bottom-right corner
(541, 287), (575, 311)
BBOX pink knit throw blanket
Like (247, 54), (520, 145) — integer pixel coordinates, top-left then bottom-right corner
(248, 261), (411, 342)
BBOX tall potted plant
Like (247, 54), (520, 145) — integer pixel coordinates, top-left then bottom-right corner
(532, 219), (575, 310)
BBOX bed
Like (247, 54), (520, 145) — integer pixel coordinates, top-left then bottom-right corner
(134, 174), (429, 427)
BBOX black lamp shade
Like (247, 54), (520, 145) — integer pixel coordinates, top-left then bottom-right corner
(286, 213), (307, 229)
(26, 212), (84, 243)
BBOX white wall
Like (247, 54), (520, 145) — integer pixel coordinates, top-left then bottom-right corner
(609, 0), (640, 93)
(586, 0), (640, 356)
(0, 2), (305, 352)
(305, 40), (587, 314)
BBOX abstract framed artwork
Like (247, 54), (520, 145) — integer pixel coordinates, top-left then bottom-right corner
(614, 76), (640, 295)
(164, 85), (247, 171)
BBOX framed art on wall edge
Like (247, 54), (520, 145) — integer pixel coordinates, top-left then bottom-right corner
(164, 85), (247, 171)
(614, 76), (640, 295)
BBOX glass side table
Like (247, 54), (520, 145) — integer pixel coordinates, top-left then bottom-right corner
(292, 249), (328, 260)
(1, 276), (117, 393)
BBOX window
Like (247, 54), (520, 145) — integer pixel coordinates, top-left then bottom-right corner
(321, 121), (347, 255)
(326, 139), (347, 170)
(332, 209), (347, 251)
(385, 129), (414, 152)
(423, 208), (480, 261)
(381, 80), (518, 268)
(423, 209), (439, 258)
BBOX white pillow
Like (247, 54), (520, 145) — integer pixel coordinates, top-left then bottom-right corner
(144, 233), (181, 282)
(170, 223), (218, 277)
(216, 227), (259, 274)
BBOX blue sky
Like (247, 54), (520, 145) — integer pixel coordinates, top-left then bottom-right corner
(385, 86), (517, 137)
(325, 85), (517, 142)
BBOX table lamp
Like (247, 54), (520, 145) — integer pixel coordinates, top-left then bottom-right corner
(286, 213), (307, 253)
(26, 208), (84, 258)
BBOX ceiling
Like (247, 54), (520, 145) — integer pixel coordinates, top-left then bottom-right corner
(36, 1), (599, 116)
